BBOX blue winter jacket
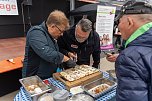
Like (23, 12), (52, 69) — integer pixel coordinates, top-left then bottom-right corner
(22, 22), (64, 80)
(115, 28), (152, 101)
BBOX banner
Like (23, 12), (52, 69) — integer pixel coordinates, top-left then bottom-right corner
(96, 5), (116, 50)
(0, 0), (18, 15)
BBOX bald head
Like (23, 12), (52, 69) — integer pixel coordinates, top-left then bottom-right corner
(118, 14), (152, 40)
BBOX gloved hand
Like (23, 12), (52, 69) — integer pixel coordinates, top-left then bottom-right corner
(65, 59), (77, 67)
(68, 52), (77, 62)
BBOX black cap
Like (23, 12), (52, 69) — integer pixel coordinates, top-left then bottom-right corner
(115, 0), (152, 21)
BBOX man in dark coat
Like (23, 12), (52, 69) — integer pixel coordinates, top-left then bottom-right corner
(57, 19), (101, 68)
(115, 1), (152, 101)
(22, 10), (76, 80)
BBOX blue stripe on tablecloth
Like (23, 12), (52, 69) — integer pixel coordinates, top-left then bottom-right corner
(103, 71), (109, 78)
(21, 87), (32, 101)
(48, 78), (66, 89)
(14, 91), (20, 101)
(14, 87), (32, 101)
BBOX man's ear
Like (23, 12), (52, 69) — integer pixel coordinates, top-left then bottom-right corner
(50, 24), (55, 28)
(47, 24), (54, 31)
(127, 17), (134, 29)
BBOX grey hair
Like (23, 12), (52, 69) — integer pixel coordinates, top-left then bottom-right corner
(131, 14), (152, 22)
(137, 14), (152, 21)
(77, 18), (92, 32)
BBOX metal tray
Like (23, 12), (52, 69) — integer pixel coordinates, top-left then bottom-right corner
(19, 75), (51, 97)
(83, 78), (117, 98)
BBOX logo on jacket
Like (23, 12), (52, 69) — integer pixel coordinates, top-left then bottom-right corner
(71, 44), (78, 49)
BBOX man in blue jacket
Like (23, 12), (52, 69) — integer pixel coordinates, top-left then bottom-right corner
(22, 10), (76, 80)
(57, 19), (101, 68)
(115, 1), (152, 101)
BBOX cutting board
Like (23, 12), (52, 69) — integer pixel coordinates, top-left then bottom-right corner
(53, 71), (102, 90)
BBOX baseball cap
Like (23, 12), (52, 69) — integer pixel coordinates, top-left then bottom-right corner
(115, 0), (152, 21)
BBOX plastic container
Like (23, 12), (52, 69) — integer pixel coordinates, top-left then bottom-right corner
(70, 86), (84, 95)
(53, 89), (69, 101)
(66, 93), (94, 101)
(38, 93), (54, 101)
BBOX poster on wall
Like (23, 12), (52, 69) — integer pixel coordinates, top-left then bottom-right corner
(0, 0), (18, 15)
(96, 5), (116, 50)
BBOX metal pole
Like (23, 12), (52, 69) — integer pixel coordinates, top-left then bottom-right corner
(70, 0), (75, 26)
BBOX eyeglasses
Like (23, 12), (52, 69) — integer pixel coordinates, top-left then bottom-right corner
(55, 25), (64, 33)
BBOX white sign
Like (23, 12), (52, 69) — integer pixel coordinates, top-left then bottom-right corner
(96, 5), (116, 50)
(0, 0), (18, 15)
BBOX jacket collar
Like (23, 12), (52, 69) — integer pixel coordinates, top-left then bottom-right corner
(41, 21), (48, 31)
(127, 27), (152, 48)
(125, 22), (152, 48)
(41, 21), (56, 43)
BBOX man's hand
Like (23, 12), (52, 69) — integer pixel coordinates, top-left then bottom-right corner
(63, 55), (70, 62)
(68, 52), (76, 58)
(68, 52), (77, 62)
(106, 53), (119, 62)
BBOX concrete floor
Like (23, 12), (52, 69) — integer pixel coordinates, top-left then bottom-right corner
(0, 56), (115, 101)
(0, 90), (19, 101)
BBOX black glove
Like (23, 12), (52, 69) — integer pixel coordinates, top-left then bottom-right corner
(65, 59), (77, 67)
